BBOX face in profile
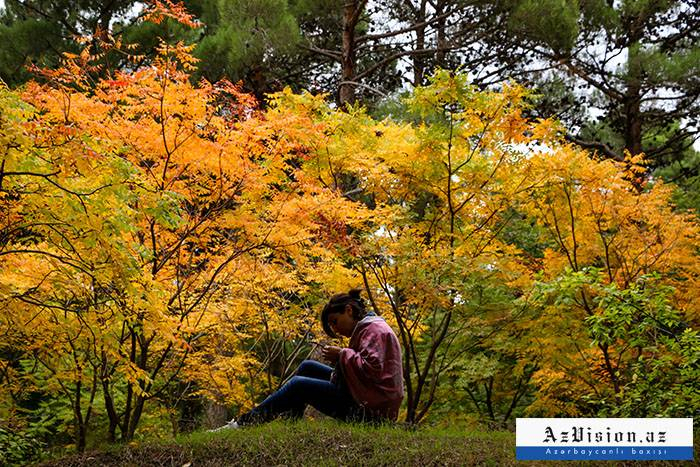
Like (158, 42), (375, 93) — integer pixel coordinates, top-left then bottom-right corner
(327, 304), (356, 338)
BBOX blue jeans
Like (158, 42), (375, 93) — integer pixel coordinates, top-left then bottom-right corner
(237, 360), (363, 425)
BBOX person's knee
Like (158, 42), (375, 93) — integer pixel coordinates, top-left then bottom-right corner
(285, 376), (305, 393)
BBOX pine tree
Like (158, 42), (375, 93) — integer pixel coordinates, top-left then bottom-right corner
(466, 0), (700, 167)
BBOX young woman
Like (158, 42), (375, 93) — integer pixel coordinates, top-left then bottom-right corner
(213, 289), (403, 429)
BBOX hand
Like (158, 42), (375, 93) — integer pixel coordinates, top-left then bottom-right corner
(321, 345), (342, 362)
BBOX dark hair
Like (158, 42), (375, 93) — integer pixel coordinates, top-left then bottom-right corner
(321, 288), (367, 338)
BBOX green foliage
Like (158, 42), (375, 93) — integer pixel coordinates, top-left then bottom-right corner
(0, 18), (64, 86)
(432, 272), (535, 428)
(654, 147), (700, 214)
(476, 0), (700, 197)
(496, 208), (554, 259)
(578, 0), (618, 30)
(602, 327), (700, 422)
(0, 425), (45, 466)
(534, 268), (700, 420)
(508, 0), (579, 53)
(0, 0), (142, 86)
(2, 9), (699, 448)
(194, 0), (302, 91)
(119, 16), (201, 65)
(583, 274), (700, 420)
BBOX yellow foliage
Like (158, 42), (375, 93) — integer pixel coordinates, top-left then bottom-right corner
(2, 39), (698, 432)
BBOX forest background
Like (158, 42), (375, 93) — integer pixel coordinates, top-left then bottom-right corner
(0, 0), (698, 461)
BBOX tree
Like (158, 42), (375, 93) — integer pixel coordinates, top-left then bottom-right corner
(465, 0), (700, 166)
(654, 145), (700, 213)
(299, 71), (550, 422)
(0, 0), (211, 87)
(0, 0), (141, 85)
(291, 69), (699, 423)
(338, 0), (493, 106)
(193, 0), (302, 99)
(0, 80), (148, 451)
(0, 2), (364, 447)
(3, 3), (698, 444)
(298, 0), (491, 106)
(515, 147), (700, 416)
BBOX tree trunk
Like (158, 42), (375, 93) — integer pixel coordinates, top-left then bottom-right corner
(100, 347), (120, 442)
(73, 378), (87, 452)
(102, 378), (119, 442)
(339, 1), (364, 107)
(623, 18), (644, 157)
(413, 0), (428, 87)
(76, 424), (86, 452)
(126, 396), (146, 441)
(435, 0), (447, 68)
(624, 72), (643, 157)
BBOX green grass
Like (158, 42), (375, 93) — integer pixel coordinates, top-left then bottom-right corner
(36, 419), (698, 466)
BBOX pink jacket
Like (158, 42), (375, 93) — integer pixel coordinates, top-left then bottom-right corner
(338, 314), (404, 420)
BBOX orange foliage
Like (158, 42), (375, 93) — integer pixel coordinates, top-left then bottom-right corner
(1, 7), (697, 439)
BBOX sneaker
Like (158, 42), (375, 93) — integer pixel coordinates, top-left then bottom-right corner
(208, 418), (240, 432)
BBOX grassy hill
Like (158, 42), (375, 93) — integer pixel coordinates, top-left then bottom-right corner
(36, 419), (697, 466)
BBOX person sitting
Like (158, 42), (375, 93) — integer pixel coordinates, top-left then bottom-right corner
(212, 288), (404, 430)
